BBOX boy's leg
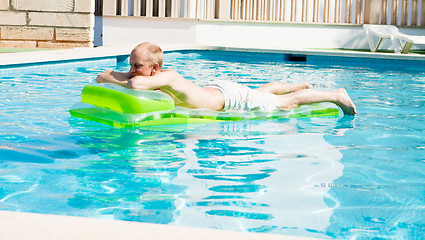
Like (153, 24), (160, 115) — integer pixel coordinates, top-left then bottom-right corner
(277, 88), (357, 115)
(257, 82), (309, 95)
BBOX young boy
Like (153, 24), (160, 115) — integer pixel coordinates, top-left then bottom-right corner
(96, 42), (356, 115)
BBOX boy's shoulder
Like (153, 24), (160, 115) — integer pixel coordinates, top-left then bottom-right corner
(158, 68), (183, 78)
(160, 68), (176, 73)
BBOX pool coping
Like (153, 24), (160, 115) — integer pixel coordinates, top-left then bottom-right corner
(1, 44), (425, 68)
(0, 210), (321, 240)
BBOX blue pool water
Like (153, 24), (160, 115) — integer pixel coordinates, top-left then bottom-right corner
(1, 50), (424, 239)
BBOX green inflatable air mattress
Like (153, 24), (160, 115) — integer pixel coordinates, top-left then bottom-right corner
(69, 83), (341, 128)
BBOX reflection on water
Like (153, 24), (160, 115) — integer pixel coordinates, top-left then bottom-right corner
(67, 120), (187, 223)
(174, 122), (344, 236)
(64, 117), (349, 238)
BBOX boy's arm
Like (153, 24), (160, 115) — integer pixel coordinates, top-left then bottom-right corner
(96, 70), (132, 86)
(126, 70), (176, 90)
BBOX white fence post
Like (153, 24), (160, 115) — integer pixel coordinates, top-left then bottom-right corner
(133, 0), (141, 16)
(121, 0), (129, 16)
(159, 0), (166, 17)
(171, 0), (180, 17)
(103, 0), (117, 16)
(146, 0), (153, 17)
(217, 0), (231, 19)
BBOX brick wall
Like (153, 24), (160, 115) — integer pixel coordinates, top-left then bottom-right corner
(0, 0), (94, 48)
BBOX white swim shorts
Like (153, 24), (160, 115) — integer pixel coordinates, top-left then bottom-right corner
(205, 80), (279, 112)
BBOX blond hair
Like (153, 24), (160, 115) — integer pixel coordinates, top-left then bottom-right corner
(132, 42), (164, 69)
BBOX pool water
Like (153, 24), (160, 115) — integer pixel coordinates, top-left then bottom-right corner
(1, 50), (424, 239)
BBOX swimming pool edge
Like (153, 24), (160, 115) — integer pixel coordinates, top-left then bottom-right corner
(1, 44), (425, 68)
(0, 211), (323, 240)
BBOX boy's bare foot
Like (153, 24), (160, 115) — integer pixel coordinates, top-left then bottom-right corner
(336, 88), (357, 115)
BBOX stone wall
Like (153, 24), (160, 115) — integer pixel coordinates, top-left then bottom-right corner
(0, 0), (94, 48)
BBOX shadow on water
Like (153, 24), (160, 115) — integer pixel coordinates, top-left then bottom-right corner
(0, 134), (84, 164)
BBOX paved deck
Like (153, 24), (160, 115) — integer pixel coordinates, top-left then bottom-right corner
(0, 211), (319, 240)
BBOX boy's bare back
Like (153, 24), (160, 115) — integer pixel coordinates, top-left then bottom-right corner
(126, 69), (225, 110)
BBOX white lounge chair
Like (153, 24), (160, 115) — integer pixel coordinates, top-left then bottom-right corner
(363, 24), (425, 54)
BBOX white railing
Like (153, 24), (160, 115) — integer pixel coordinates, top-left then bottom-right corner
(101, 0), (425, 26)
(102, 0), (217, 18)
